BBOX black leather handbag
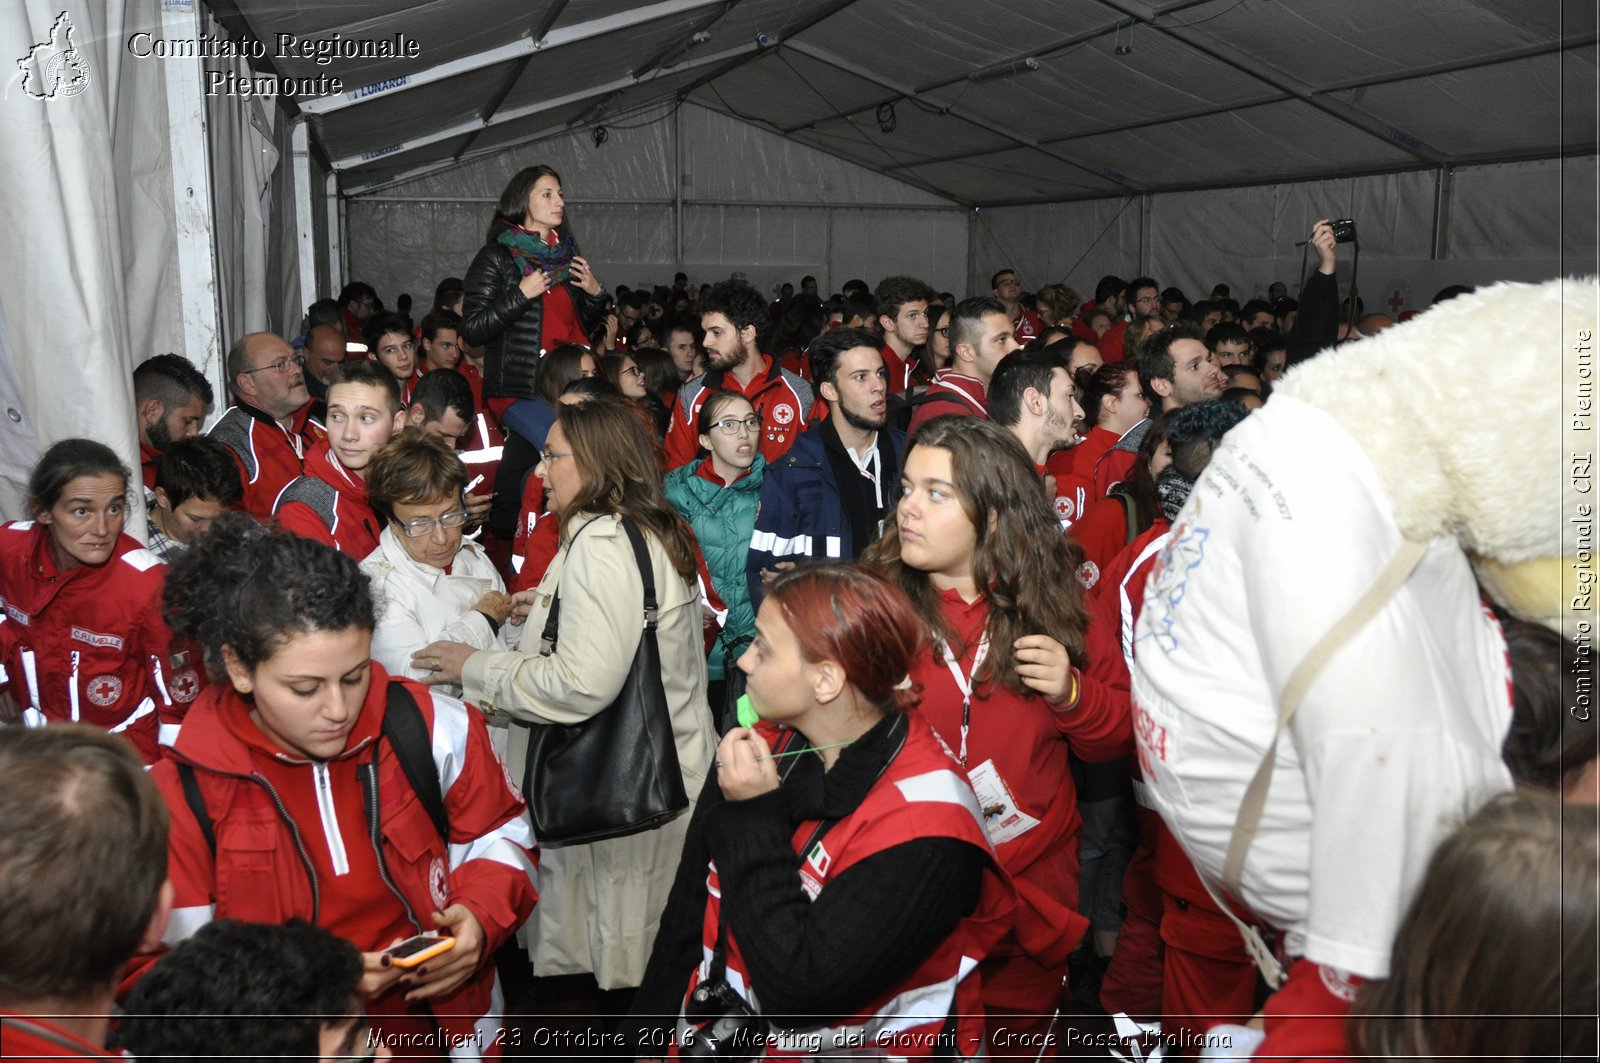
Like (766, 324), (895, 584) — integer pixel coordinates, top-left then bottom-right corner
(522, 516), (689, 846)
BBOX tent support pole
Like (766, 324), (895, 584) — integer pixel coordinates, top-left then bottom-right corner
(1431, 165), (1454, 260)
(675, 103), (685, 269)
(160, 0), (223, 405)
(326, 173), (342, 292)
(291, 122), (318, 324)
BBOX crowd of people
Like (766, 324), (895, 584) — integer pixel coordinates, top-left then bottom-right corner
(0, 162), (1592, 1063)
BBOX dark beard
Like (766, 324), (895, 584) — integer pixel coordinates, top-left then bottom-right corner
(841, 404), (886, 434)
(146, 415), (175, 453)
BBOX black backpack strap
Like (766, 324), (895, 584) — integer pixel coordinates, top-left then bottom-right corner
(382, 682), (449, 842)
(177, 761), (216, 857)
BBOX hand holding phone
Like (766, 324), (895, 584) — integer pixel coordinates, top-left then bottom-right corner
(382, 933), (456, 969)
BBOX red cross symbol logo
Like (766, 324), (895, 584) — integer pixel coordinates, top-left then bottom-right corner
(1386, 289), (1406, 313)
(172, 670), (201, 703)
(86, 674), (123, 707)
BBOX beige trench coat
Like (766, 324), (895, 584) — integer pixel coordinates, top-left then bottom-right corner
(461, 512), (716, 989)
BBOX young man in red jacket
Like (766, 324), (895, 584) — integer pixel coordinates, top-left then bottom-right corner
(274, 361), (403, 558)
(907, 296), (1021, 433)
(208, 332), (326, 520)
(664, 280), (821, 468)
(874, 274), (936, 394)
(0, 727), (172, 1061)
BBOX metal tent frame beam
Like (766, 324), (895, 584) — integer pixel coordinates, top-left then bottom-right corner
(299, 0), (728, 116)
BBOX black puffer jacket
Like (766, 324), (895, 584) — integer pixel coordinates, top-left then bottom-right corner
(461, 241), (609, 400)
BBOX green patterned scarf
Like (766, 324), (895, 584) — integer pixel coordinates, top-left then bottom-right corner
(495, 218), (575, 285)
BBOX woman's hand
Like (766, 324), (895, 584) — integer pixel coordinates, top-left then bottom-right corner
(518, 268), (552, 300)
(716, 727), (779, 801)
(401, 906), (486, 1003)
(570, 255), (603, 295)
(358, 940), (410, 998)
(473, 590), (511, 625)
(1014, 634), (1076, 705)
(411, 640), (475, 685)
(507, 589), (538, 626)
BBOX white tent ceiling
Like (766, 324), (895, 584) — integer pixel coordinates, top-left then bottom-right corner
(216, 0), (1596, 207)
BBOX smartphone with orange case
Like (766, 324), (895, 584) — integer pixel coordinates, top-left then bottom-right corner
(383, 934), (455, 968)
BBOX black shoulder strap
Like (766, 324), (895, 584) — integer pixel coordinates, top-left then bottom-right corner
(177, 761), (216, 856)
(616, 517), (658, 626)
(1117, 489), (1140, 545)
(382, 682), (449, 842)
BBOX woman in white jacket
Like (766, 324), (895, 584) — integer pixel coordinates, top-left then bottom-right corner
(360, 432), (520, 699)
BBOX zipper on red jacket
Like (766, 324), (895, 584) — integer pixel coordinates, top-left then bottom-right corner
(172, 754), (322, 925)
(362, 759), (423, 933)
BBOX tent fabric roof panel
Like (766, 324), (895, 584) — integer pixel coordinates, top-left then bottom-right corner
(787, 106), (1020, 174)
(1058, 99), (1422, 190)
(491, 20), (705, 115)
(798, 0), (1121, 90)
(1174, 0), (1563, 89)
(899, 147), (1128, 203)
(955, 32), (1277, 137)
(1324, 46), (1597, 160)
(246, 0), (537, 86)
(312, 59), (521, 160)
(687, 51), (894, 132)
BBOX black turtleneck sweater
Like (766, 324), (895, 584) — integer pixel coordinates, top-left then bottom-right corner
(622, 715), (986, 1040)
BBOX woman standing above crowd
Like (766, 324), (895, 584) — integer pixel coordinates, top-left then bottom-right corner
(461, 165), (608, 418)
(863, 415), (1133, 1052)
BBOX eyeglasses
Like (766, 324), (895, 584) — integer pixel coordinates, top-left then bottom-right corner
(713, 416), (762, 436)
(933, 326), (949, 336)
(398, 508), (469, 538)
(241, 353), (305, 376)
(621, 365), (645, 378)
(541, 449), (574, 464)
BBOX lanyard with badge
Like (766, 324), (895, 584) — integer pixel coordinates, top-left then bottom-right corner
(939, 634), (988, 769)
(939, 634), (1040, 846)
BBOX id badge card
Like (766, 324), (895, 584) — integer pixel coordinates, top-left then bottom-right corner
(967, 758), (1040, 846)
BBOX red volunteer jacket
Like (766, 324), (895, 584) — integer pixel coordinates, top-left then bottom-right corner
(906, 370), (989, 435)
(207, 401), (326, 520)
(1096, 443), (1139, 498)
(909, 588), (1132, 970)
(0, 522), (184, 763)
(677, 714), (1014, 1060)
(139, 439), (162, 492)
(149, 666), (537, 1055)
(0, 1013), (119, 1061)
(879, 343), (917, 395)
(1012, 307), (1042, 344)
(272, 440), (382, 558)
(663, 355), (822, 468)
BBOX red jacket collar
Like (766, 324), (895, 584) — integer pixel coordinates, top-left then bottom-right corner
(170, 660), (391, 774)
(302, 439), (371, 506)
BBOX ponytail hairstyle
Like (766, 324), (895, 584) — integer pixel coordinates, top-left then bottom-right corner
(162, 512), (375, 678)
(765, 564), (925, 714)
(862, 416), (1091, 694)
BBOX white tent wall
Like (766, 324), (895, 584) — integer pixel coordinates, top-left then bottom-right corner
(344, 102), (967, 306)
(0, 0), (181, 522)
(979, 156), (1598, 312)
(204, 35), (277, 359)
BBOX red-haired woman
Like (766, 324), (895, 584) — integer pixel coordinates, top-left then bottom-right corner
(624, 564), (1012, 1060)
(863, 415), (1133, 1051)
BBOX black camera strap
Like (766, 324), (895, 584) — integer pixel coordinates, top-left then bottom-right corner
(705, 714), (909, 984)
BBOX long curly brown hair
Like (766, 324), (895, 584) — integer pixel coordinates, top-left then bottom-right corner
(861, 415), (1091, 695)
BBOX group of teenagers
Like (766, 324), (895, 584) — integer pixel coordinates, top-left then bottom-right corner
(0, 159), (1592, 1063)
